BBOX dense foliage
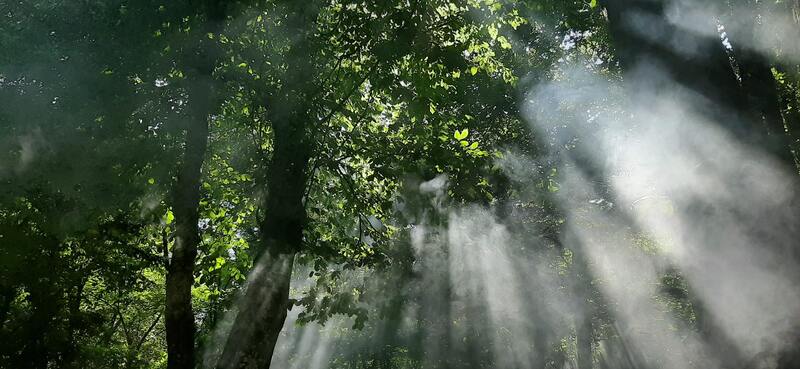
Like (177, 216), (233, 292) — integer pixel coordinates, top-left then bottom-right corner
(2, 1), (799, 369)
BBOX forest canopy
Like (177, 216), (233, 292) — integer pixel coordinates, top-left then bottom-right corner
(1, 1), (800, 369)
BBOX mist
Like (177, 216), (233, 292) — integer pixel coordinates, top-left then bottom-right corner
(3, 1), (799, 369)
(223, 2), (800, 369)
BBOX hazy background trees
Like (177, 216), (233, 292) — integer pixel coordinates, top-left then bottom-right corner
(1, 1), (798, 369)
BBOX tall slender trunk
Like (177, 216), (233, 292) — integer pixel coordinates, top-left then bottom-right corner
(599, 1), (777, 368)
(738, 53), (785, 137)
(601, 0), (744, 121)
(716, 7), (800, 369)
(164, 3), (225, 368)
(576, 317), (593, 369)
(795, 0), (800, 24)
(775, 0), (800, 165)
(569, 236), (595, 369)
(0, 285), (13, 330)
(22, 279), (59, 369)
(739, 58), (796, 167)
(165, 101), (209, 369)
(725, 1), (796, 168)
(776, 65), (800, 163)
(61, 277), (86, 369)
(165, 76), (212, 369)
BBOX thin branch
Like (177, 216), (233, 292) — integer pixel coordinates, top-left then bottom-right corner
(318, 63), (378, 127)
(117, 306), (133, 348)
(426, 14), (462, 33)
(302, 157), (326, 207)
(358, 215), (364, 246)
(314, 50), (357, 98)
(333, 163), (372, 223)
(102, 310), (121, 342)
(161, 227), (170, 268)
(134, 311), (163, 352)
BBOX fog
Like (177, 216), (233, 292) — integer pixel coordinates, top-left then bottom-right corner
(205, 2), (800, 369)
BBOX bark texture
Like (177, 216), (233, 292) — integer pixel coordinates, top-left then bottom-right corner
(214, 100), (312, 369)
(213, 3), (318, 368)
(213, 113), (312, 369)
(164, 2), (224, 368)
(165, 100), (209, 369)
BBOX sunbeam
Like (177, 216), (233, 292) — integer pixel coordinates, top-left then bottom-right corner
(4, 1), (799, 369)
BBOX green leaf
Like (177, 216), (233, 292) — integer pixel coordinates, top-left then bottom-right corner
(453, 128), (469, 140)
(147, 178), (155, 185)
(498, 36), (512, 49)
(470, 66), (478, 75)
(488, 25), (498, 40)
(164, 210), (174, 225)
(590, 0), (597, 8)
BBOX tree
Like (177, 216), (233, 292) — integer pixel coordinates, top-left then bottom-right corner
(599, 0), (800, 367)
(3, 0), (799, 368)
(163, 2), (225, 368)
(204, 1), (531, 368)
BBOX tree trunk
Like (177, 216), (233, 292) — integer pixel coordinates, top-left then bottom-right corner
(571, 242), (594, 369)
(576, 318), (593, 369)
(213, 120), (311, 369)
(215, 251), (296, 369)
(738, 54), (796, 166)
(725, 1), (796, 168)
(61, 277), (86, 369)
(164, 2), (226, 368)
(600, 0), (744, 121)
(213, 91), (313, 367)
(213, 3), (319, 367)
(22, 280), (59, 369)
(0, 285), (13, 330)
(795, 0), (800, 24)
(599, 1), (779, 368)
(776, 65), (800, 165)
(165, 101), (209, 369)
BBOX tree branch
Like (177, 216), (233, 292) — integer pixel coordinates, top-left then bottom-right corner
(134, 311), (163, 352)
(318, 63), (378, 127)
